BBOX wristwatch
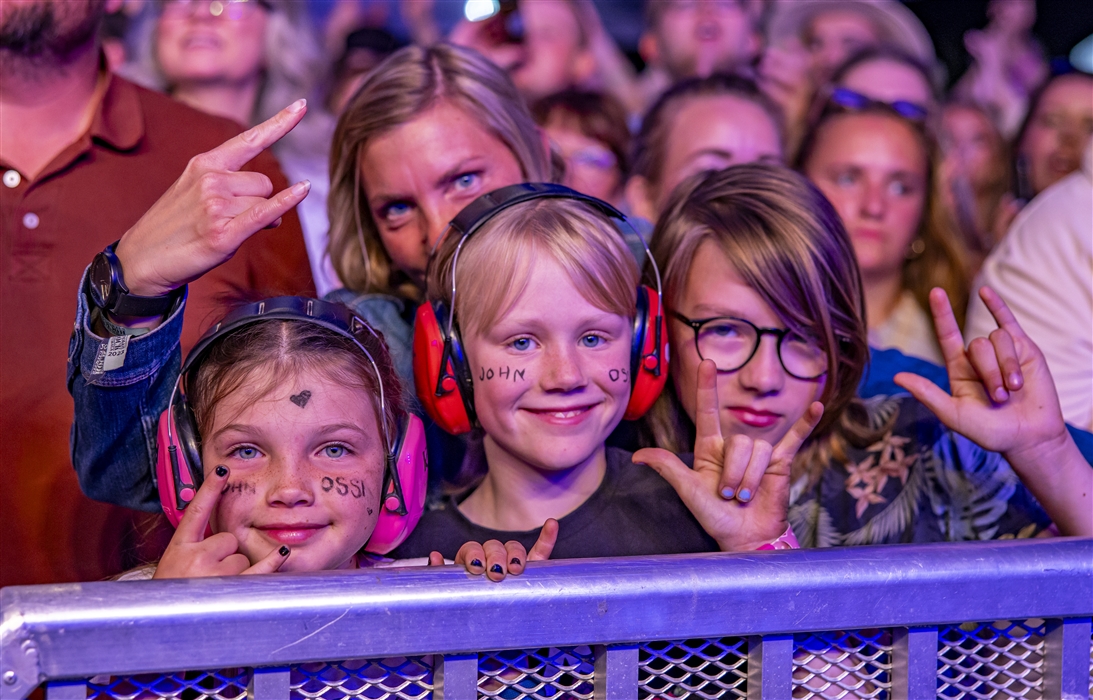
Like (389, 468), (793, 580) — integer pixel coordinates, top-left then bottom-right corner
(89, 244), (180, 318)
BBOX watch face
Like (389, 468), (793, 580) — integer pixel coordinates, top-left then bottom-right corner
(89, 253), (114, 309)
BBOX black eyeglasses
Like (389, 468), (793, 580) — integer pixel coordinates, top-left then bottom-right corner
(829, 86), (930, 123)
(673, 312), (828, 380)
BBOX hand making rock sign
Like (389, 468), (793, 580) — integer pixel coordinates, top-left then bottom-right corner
(635, 360), (824, 551)
(894, 287), (1092, 536)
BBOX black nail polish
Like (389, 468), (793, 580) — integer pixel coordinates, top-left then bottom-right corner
(490, 564), (503, 574)
(470, 558), (482, 568)
(510, 557), (521, 566)
(279, 546), (289, 557)
(215, 465), (228, 477)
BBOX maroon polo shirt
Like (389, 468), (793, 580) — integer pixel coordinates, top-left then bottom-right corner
(0, 74), (315, 586)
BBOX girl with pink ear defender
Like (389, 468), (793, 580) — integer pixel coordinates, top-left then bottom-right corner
(121, 296), (548, 580)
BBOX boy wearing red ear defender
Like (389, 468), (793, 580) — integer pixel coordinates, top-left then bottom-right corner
(391, 185), (818, 566)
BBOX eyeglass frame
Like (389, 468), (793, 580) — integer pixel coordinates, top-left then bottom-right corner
(671, 311), (829, 380)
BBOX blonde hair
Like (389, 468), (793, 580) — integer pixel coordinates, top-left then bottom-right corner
(641, 165), (878, 484)
(428, 198), (639, 340)
(328, 44), (556, 299)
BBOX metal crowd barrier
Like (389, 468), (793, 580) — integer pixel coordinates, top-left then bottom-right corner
(2, 538), (1090, 700)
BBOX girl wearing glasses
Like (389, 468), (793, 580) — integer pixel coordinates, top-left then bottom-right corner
(797, 95), (968, 365)
(636, 164), (1091, 545)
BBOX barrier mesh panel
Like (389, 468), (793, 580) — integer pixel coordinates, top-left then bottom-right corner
(87, 669), (250, 700)
(792, 629), (893, 699)
(290, 657), (434, 700)
(477, 646), (595, 699)
(937, 619), (1045, 699)
(637, 637), (747, 699)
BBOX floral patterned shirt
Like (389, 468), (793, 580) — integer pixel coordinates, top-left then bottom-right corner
(789, 395), (1052, 547)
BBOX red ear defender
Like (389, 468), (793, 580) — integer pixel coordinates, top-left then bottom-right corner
(624, 284), (669, 420)
(412, 302), (475, 435)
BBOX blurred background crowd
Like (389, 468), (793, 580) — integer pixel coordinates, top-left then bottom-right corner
(1, 0), (1091, 588)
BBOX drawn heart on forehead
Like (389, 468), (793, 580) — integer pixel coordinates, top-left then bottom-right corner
(289, 390), (312, 408)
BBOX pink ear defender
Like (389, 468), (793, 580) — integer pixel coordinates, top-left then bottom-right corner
(154, 297), (428, 555)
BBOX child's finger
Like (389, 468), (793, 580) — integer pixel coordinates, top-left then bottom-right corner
(771, 402), (824, 467)
(528, 519), (559, 561)
(927, 288), (972, 377)
(693, 360), (724, 450)
(893, 372), (958, 428)
(718, 434), (754, 500)
(241, 544), (290, 575)
(428, 551), (445, 567)
(219, 553), (253, 576)
(968, 336), (1008, 402)
(979, 286), (1028, 341)
(481, 540), (509, 581)
(174, 464), (230, 543)
(454, 542), (487, 575)
(734, 440), (773, 503)
(634, 448), (698, 500)
(988, 328), (1023, 392)
(504, 541), (528, 574)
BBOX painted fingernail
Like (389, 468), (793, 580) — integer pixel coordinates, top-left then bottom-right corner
(994, 387), (1008, 401)
(721, 487), (735, 499)
(1009, 373), (1021, 386)
(215, 465), (228, 477)
(279, 546), (290, 557)
(292, 180), (311, 195)
(490, 564), (503, 574)
(737, 488), (752, 502)
(289, 98), (306, 112)
(470, 559), (482, 568)
(510, 558), (521, 566)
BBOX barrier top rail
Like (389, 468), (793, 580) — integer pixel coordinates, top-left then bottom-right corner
(2, 538), (1091, 700)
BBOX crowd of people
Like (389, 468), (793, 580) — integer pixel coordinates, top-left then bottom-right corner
(1, 0), (1091, 592)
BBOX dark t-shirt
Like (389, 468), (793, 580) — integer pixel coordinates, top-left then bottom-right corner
(391, 447), (719, 560)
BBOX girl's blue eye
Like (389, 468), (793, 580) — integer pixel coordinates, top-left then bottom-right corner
(235, 446), (259, 460)
(835, 172), (855, 187)
(512, 337), (532, 351)
(580, 334), (604, 348)
(889, 180), (913, 196)
(383, 202), (412, 220)
(323, 445), (347, 459)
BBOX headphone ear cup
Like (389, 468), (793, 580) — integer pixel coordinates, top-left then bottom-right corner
(156, 397), (203, 528)
(412, 302), (475, 434)
(624, 285), (669, 420)
(365, 415), (428, 554)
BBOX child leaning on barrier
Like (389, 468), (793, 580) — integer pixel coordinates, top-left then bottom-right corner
(118, 296), (548, 580)
(637, 164), (1092, 545)
(389, 184), (821, 567)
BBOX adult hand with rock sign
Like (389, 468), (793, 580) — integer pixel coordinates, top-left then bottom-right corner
(634, 360), (823, 552)
(153, 465), (291, 579)
(112, 100), (312, 325)
(894, 287), (1092, 536)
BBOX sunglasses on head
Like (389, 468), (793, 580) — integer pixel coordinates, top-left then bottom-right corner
(828, 87), (930, 123)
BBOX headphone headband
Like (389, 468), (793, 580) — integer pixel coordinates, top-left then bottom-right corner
(172, 296), (395, 458)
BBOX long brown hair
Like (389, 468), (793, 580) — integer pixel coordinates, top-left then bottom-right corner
(797, 105), (970, 328)
(641, 165), (881, 484)
(327, 43), (555, 300)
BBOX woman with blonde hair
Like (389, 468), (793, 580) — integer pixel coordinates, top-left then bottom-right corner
(635, 164), (1091, 546)
(797, 99), (969, 365)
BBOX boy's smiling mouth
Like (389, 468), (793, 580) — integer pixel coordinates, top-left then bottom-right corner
(522, 402), (602, 424)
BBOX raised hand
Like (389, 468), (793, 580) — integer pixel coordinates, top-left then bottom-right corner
(153, 465), (290, 579)
(115, 100), (311, 299)
(634, 360), (822, 552)
(429, 519), (559, 581)
(893, 287), (1068, 456)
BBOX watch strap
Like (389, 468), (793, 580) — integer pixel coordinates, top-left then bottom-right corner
(109, 288), (180, 318)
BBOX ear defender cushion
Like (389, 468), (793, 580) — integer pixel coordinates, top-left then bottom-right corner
(155, 399), (203, 528)
(624, 285), (669, 421)
(365, 414), (428, 554)
(412, 302), (476, 435)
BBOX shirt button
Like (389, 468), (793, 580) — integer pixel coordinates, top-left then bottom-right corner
(22, 212), (40, 229)
(3, 170), (20, 188)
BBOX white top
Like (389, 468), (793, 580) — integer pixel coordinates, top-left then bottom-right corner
(966, 142), (1093, 431)
(869, 289), (943, 365)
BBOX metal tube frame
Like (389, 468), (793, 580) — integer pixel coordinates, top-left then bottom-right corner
(3, 538), (1090, 700)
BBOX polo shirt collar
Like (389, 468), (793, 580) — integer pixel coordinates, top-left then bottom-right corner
(89, 72), (144, 152)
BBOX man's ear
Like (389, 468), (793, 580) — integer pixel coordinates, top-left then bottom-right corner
(625, 175), (658, 224)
